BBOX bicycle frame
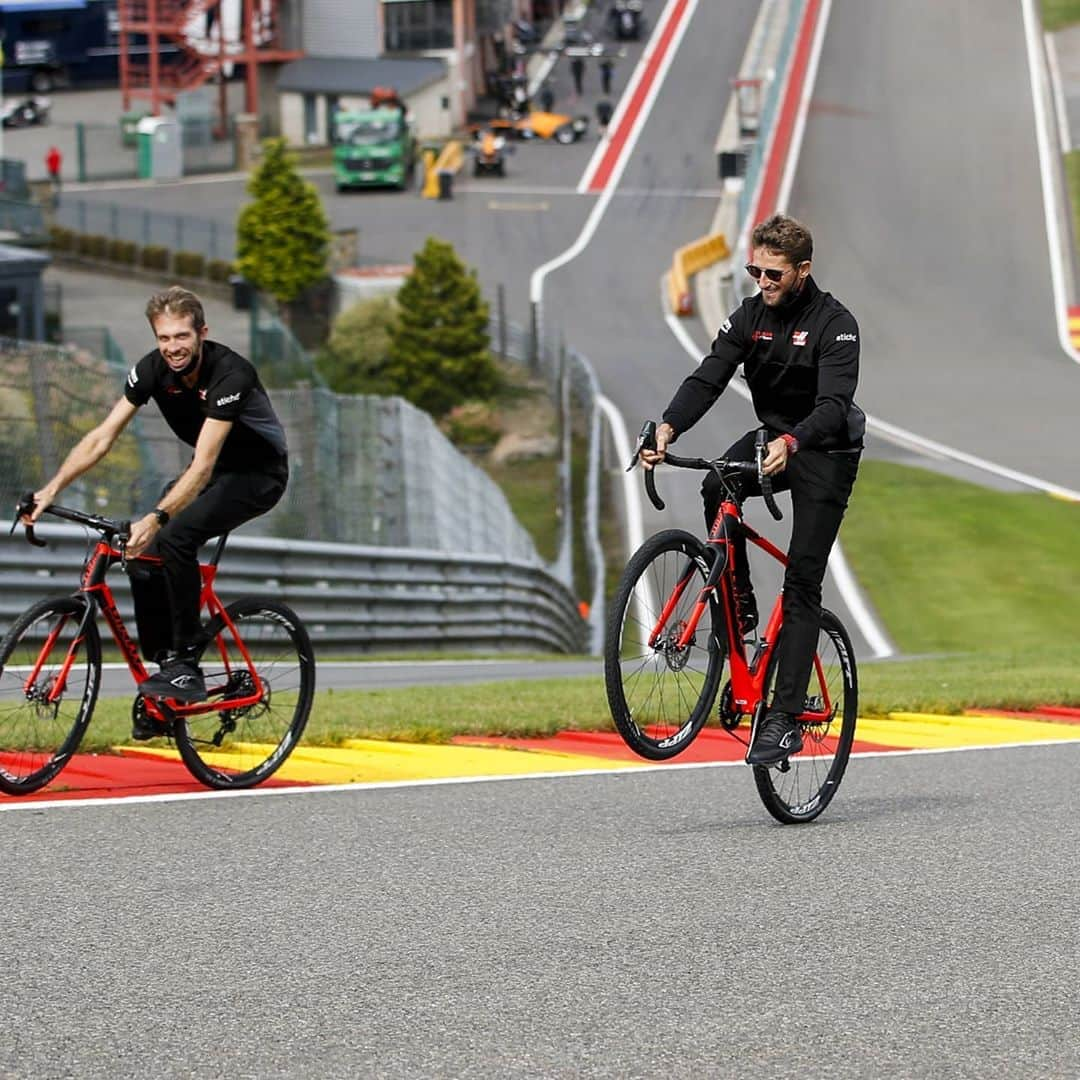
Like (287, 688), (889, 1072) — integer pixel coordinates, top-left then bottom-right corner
(28, 535), (265, 722)
(648, 495), (836, 726)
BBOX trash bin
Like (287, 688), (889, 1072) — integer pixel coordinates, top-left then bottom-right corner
(229, 275), (254, 312)
(437, 169), (453, 200)
(121, 112), (148, 149)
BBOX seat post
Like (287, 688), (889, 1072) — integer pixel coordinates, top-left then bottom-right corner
(208, 533), (230, 567)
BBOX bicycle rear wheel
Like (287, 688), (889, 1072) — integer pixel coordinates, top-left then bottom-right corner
(0, 597), (101, 795)
(605, 529), (724, 760)
(174, 599), (315, 790)
(753, 608), (857, 823)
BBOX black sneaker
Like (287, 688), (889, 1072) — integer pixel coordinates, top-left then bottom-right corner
(746, 709), (803, 765)
(139, 660), (207, 703)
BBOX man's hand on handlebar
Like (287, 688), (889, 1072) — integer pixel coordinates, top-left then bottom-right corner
(761, 436), (791, 478)
(22, 488), (54, 525)
(639, 422), (676, 470)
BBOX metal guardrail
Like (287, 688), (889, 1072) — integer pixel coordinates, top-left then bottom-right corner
(0, 527), (588, 655)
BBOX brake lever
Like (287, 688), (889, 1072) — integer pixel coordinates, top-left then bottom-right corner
(11, 490), (47, 547)
(756, 431), (783, 521)
(627, 419), (657, 471)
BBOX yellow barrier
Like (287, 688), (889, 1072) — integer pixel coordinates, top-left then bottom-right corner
(669, 232), (730, 316)
(421, 140), (465, 199)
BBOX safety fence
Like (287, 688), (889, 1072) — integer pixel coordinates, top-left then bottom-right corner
(56, 198), (236, 263)
(0, 337), (540, 565)
(0, 527), (587, 655)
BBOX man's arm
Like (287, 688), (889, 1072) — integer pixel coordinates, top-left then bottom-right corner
(29, 397), (139, 521)
(661, 312), (746, 437)
(126, 417), (232, 557)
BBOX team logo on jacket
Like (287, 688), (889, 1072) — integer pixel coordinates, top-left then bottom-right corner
(792, 330), (808, 346)
(751, 330), (773, 342)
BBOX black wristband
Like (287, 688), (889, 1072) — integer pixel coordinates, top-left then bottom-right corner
(152, 507), (170, 527)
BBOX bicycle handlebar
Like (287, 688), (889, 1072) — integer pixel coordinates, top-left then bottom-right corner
(10, 491), (130, 549)
(627, 422), (784, 521)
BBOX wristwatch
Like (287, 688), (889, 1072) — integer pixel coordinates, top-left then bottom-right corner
(152, 507), (170, 527)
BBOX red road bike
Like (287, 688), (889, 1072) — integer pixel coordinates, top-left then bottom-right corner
(604, 425), (857, 823)
(0, 495), (314, 795)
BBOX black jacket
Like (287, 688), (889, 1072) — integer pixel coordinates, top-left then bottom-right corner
(663, 276), (865, 451)
(125, 340), (288, 473)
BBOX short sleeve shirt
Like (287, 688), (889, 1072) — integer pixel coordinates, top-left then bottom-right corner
(124, 340), (288, 473)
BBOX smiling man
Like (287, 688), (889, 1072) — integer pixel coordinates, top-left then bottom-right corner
(28, 287), (289, 724)
(639, 214), (865, 766)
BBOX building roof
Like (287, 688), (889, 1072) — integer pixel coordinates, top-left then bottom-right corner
(276, 56), (447, 97)
(0, 242), (50, 278)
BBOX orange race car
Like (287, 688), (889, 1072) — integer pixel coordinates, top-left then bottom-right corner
(483, 110), (590, 144)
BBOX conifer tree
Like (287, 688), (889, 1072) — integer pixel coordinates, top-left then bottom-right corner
(235, 138), (330, 304)
(386, 237), (497, 417)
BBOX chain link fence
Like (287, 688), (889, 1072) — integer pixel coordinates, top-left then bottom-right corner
(0, 336), (540, 564)
(56, 197), (237, 263)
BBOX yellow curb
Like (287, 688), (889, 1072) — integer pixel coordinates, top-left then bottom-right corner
(856, 712), (1080, 750)
(116, 739), (638, 785)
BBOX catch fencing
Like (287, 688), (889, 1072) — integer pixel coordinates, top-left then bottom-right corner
(0, 337), (540, 565)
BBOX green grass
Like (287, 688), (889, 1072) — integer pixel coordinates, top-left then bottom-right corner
(1042, 0), (1080, 31)
(840, 461), (1080, 653)
(1066, 151), (1080, 260)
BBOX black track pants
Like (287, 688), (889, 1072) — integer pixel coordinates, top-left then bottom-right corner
(140, 467), (287, 654)
(702, 429), (859, 714)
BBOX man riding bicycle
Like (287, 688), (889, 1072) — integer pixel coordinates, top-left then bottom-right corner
(24, 286), (289, 726)
(640, 214), (864, 766)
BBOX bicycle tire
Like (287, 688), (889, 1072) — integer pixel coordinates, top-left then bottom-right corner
(605, 529), (725, 760)
(174, 598), (315, 790)
(0, 596), (101, 795)
(753, 608), (857, 824)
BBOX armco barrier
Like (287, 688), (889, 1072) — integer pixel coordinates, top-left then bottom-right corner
(669, 232), (731, 316)
(0, 528), (588, 655)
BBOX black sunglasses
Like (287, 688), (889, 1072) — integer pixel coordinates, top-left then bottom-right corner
(744, 263), (797, 283)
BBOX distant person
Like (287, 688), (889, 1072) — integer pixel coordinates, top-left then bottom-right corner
(570, 55), (586, 96)
(600, 57), (615, 95)
(45, 145), (62, 203)
(539, 83), (555, 113)
(595, 99), (614, 138)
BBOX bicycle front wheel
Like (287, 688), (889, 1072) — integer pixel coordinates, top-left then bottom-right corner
(0, 597), (101, 795)
(605, 529), (724, 760)
(753, 608), (858, 824)
(175, 598), (315, 790)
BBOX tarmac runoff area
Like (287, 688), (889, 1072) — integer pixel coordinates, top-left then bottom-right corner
(2, 709), (1079, 805)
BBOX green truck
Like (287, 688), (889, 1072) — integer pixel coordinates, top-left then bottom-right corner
(332, 101), (417, 192)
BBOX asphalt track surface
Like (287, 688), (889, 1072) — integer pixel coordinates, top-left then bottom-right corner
(793, 0), (1079, 492)
(2, 742), (1079, 1077)
(4, 3), (1080, 1076)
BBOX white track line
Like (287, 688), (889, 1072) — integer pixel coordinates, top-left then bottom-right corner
(5, 738), (1076, 813)
(1020, 0), (1080, 364)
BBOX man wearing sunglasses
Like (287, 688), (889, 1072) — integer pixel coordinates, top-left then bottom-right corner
(640, 213), (864, 766)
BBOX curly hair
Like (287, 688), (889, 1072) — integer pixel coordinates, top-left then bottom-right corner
(750, 214), (813, 266)
(145, 286), (206, 332)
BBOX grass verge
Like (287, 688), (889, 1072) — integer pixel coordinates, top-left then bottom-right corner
(1042, 0), (1080, 32)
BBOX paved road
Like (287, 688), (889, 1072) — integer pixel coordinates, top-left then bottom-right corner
(793, 0), (1079, 492)
(2, 743), (1078, 1077)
